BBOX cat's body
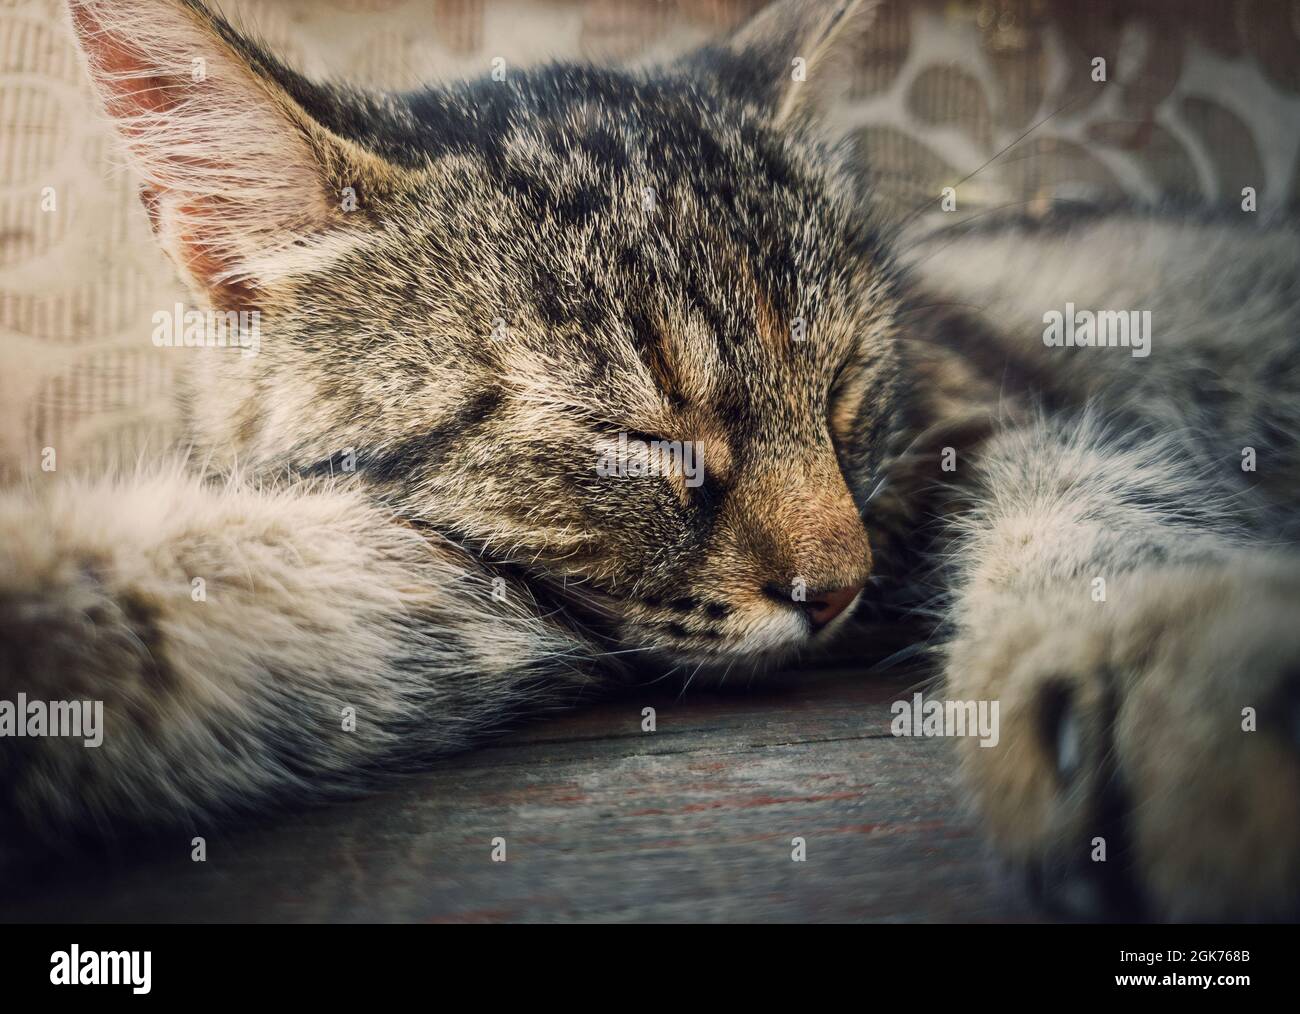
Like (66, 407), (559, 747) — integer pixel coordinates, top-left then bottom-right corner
(1, 0), (1297, 921)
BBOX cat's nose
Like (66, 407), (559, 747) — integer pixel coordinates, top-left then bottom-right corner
(805, 583), (864, 631)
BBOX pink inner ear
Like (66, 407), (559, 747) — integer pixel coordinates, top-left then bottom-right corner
(70, 3), (179, 118)
(69, 3), (241, 299)
(67, 0), (339, 308)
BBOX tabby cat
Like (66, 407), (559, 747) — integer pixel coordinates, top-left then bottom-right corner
(1, 0), (1297, 921)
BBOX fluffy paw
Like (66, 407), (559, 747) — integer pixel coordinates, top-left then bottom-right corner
(947, 557), (1300, 921)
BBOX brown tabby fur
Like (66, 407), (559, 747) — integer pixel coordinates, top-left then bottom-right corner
(0, 0), (1297, 921)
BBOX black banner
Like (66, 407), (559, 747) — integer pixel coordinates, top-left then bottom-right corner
(0, 923), (1287, 1001)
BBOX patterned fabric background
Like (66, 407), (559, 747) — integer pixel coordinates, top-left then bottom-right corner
(2, 0), (1298, 478)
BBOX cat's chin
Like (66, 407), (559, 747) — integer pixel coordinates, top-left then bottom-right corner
(629, 621), (858, 683)
(607, 624), (793, 677)
(532, 573), (860, 676)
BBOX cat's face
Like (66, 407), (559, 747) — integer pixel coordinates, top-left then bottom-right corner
(73, 0), (896, 667)
(288, 78), (901, 667)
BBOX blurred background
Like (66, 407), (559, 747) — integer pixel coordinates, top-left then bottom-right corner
(1, 0), (1298, 477)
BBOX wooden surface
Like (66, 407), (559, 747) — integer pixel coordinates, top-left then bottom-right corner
(0, 671), (1044, 923)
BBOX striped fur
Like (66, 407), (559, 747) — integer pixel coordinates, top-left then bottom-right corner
(0, 0), (1296, 919)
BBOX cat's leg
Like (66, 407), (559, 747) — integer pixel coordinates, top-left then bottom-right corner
(0, 468), (603, 841)
(943, 414), (1300, 920)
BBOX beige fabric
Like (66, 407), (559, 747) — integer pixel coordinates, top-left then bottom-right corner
(2, 0), (1297, 478)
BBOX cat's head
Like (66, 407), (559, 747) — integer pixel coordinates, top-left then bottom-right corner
(69, 0), (903, 669)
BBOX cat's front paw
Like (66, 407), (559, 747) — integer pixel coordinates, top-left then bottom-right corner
(948, 559), (1300, 921)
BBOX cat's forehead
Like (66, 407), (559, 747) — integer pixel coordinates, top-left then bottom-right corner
(409, 80), (874, 318)
(409, 68), (857, 257)
(383, 67), (890, 427)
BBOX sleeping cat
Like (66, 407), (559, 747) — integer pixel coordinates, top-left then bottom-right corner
(1, 0), (1297, 921)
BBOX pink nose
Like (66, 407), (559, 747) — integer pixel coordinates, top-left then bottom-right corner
(806, 584), (864, 631)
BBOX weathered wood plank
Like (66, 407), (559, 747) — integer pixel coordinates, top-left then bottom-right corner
(0, 673), (1044, 922)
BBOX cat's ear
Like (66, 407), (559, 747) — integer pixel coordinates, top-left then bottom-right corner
(686, 0), (877, 134)
(67, 0), (403, 307)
